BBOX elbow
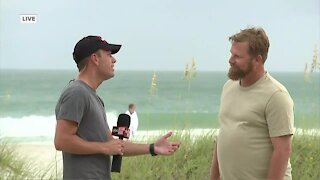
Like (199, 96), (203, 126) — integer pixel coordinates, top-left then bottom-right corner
(54, 136), (63, 151)
(54, 144), (62, 151)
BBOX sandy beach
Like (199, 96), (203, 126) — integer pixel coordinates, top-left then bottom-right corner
(12, 129), (217, 172)
(14, 143), (62, 176)
(12, 128), (319, 177)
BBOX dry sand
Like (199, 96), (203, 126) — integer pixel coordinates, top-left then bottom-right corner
(15, 143), (63, 175)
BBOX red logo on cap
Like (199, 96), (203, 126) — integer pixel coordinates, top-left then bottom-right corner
(98, 36), (107, 44)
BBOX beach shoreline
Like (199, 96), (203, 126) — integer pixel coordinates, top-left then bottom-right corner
(5, 127), (318, 179)
(10, 128), (319, 172)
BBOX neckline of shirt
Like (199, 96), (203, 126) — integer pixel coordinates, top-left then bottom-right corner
(75, 79), (97, 93)
(238, 72), (268, 90)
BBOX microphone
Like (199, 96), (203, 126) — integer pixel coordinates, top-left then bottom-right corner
(111, 113), (131, 173)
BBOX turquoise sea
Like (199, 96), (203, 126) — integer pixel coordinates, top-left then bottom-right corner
(0, 70), (319, 141)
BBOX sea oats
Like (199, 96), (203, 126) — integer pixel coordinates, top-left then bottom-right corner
(310, 44), (319, 73)
(304, 63), (309, 82)
(184, 63), (189, 80)
(183, 57), (197, 81)
(149, 72), (157, 96)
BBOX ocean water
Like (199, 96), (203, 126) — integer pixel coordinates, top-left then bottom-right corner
(0, 70), (319, 142)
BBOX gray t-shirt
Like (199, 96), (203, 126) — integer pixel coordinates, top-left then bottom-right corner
(55, 80), (111, 179)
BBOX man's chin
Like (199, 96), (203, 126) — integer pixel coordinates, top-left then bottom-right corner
(105, 73), (115, 81)
(228, 70), (240, 81)
(228, 74), (240, 81)
(228, 68), (248, 81)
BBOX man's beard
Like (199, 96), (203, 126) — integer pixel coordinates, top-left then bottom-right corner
(228, 63), (253, 81)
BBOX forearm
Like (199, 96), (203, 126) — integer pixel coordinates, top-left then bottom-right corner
(267, 150), (290, 180)
(55, 134), (104, 155)
(210, 143), (220, 180)
(123, 141), (149, 156)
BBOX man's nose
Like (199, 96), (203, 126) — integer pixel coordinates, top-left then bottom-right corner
(229, 57), (235, 65)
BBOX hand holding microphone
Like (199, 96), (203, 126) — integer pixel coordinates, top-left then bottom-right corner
(111, 113), (131, 173)
(110, 114), (180, 173)
(102, 139), (124, 155)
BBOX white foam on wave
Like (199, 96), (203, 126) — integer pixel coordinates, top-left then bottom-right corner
(129, 128), (219, 142)
(0, 114), (319, 143)
(130, 127), (320, 142)
(294, 128), (320, 136)
(0, 115), (57, 137)
(0, 111), (119, 138)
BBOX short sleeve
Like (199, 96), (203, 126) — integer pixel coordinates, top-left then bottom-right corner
(266, 90), (294, 137)
(56, 88), (87, 124)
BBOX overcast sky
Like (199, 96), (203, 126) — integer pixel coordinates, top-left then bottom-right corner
(0, 0), (319, 71)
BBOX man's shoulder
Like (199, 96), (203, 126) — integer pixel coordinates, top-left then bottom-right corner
(59, 80), (93, 102)
(264, 73), (290, 94)
(62, 80), (90, 94)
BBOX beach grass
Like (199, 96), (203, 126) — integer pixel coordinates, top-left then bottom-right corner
(111, 131), (320, 180)
(291, 133), (320, 180)
(0, 139), (58, 180)
(1, 131), (319, 180)
(112, 130), (215, 180)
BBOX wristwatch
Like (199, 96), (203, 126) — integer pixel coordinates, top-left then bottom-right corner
(149, 143), (158, 156)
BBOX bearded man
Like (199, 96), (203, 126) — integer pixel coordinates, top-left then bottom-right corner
(210, 27), (294, 180)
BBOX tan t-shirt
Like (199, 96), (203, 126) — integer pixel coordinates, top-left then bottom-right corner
(217, 73), (294, 180)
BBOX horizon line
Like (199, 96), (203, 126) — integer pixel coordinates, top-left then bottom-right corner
(0, 68), (313, 73)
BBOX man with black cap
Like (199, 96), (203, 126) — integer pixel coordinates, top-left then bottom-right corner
(54, 35), (180, 179)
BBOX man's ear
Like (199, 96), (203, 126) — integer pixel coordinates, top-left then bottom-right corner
(90, 53), (99, 66)
(254, 54), (263, 64)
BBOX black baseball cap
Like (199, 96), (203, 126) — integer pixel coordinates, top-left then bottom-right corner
(72, 35), (121, 64)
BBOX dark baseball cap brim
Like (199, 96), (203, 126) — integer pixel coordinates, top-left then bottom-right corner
(101, 43), (121, 54)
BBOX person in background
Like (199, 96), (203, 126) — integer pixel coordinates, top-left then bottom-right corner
(125, 103), (139, 138)
(210, 27), (294, 180)
(54, 35), (180, 180)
